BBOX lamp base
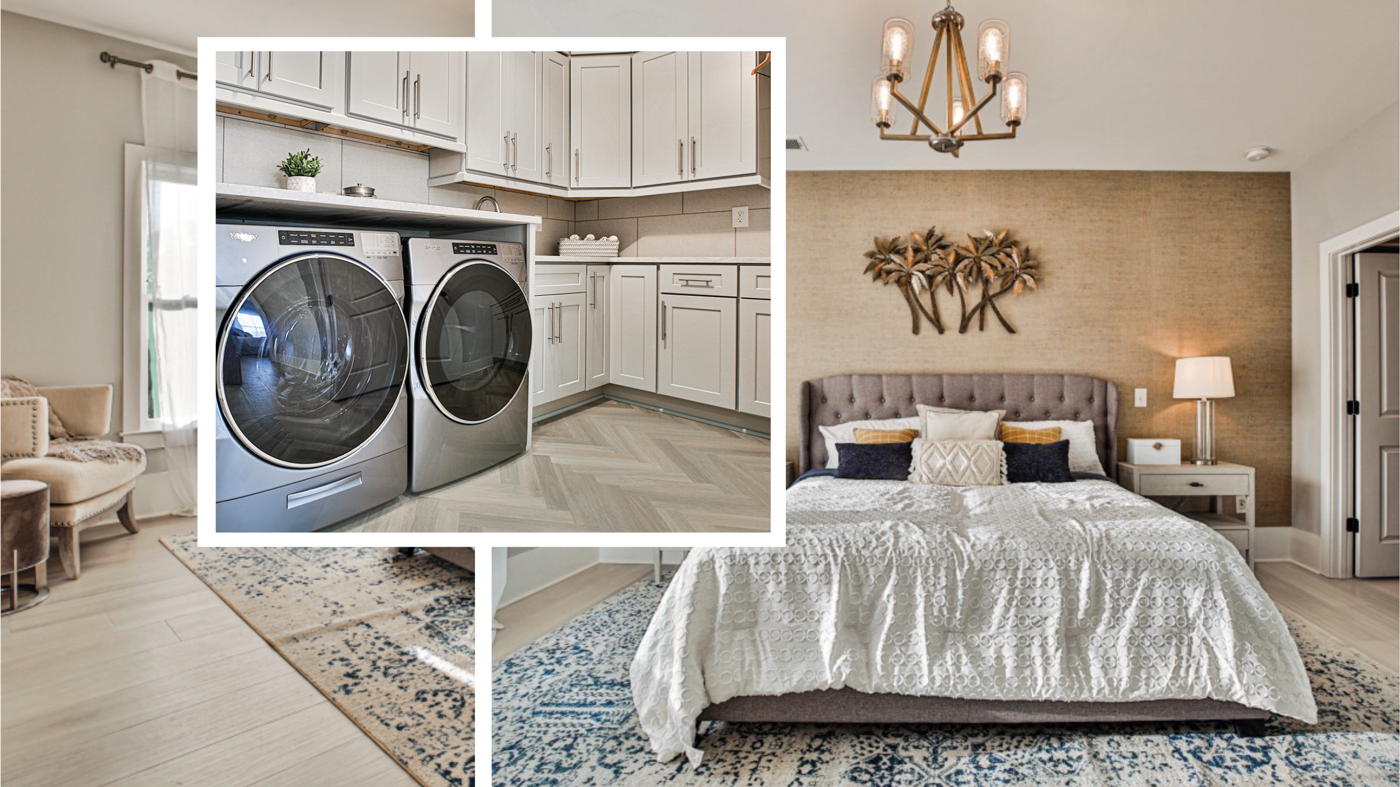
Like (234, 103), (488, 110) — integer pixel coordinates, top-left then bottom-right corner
(1191, 459), (1219, 466)
(1191, 398), (1217, 465)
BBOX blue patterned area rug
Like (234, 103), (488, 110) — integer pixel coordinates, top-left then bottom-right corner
(162, 537), (475, 787)
(494, 574), (1398, 786)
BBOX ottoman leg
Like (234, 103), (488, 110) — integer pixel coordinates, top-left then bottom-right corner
(117, 493), (139, 535)
(56, 528), (80, 580)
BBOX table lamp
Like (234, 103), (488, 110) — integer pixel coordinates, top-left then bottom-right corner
(1173, 356), (1234, 465)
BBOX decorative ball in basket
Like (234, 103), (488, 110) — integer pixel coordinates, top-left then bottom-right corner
(558, 234), (620, 257)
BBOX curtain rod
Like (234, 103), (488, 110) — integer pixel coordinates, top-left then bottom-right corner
(100, 52), (197, 81)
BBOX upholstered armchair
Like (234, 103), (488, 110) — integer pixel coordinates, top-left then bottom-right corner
(1, 385), (146, 579)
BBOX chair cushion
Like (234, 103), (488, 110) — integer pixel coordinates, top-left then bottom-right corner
(2, 448), (146, 505)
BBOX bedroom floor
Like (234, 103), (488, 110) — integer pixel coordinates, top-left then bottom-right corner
(0, 517), (414, 787)
(330, 400), (772, 533)
(500, 560), (1400, 673)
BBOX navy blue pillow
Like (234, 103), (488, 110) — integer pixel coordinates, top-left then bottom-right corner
(1003, 439), (1076, 484)
(834, 442), (913, 480)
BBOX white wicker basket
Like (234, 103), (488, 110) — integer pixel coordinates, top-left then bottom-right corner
(558, 238), (620, 257)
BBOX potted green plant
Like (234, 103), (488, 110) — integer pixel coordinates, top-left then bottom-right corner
(276, 149), (324, 192)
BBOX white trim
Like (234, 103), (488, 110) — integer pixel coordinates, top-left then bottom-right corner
(3, 8), (195, 57)
(1316, 210), (1400, 578)
(497, 547), (599, 608)
(1253, 527), (1322, 573)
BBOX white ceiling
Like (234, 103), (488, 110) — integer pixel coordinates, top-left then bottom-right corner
(0, 0), (473, 57)
(495, 0), (1400, 172)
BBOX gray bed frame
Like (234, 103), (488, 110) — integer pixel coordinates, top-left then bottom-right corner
(702, 373), (1269, 732)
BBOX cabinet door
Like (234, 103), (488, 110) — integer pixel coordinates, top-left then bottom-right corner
(570, 55), (631, 188)
(509, 52), (542, 183)
(541, 52), (570, 188)
(687, 52), (757, 180)
(215, 51), (256, 89)
(466, 52), (510, 176)
(658, 294), (737, 409)
(585, 266), (609, 390)
(550, 293), (588, 399)
(632, 52), (688, 187)
(348, 51), (409, 125)
(737, 298), (771, 417)
(530, 296), (552, 408)
(608, 265), (658, 392)
(259, 51), (339, 109)
(411, 52), (463, 141)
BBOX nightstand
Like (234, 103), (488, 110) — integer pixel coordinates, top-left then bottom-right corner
(1118, 461), (1255, 567)
(786, 461), (795, 488)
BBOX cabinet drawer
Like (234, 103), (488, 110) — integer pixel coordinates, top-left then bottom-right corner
(739, 265), (772, 299)
(534, 264), (588, 295)
(1139, 473), (1249, 496)
(659, 264), (737, 297)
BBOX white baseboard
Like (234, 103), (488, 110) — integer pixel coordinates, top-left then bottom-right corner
(499, 547), (599, 607)
(1253, 526), (1321, 573)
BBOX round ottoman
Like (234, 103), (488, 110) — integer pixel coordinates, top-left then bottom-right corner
(2, 479), (51, 614)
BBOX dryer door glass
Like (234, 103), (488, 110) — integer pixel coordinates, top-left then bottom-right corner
(420, 261), (531, 423)
(218, 254), (408, 468)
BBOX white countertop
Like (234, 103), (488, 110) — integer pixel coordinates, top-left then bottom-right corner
(536, 256), (770, 264)
(216, 183), (543, 233)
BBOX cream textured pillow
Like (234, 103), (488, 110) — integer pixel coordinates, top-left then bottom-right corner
(917, 408), (1003, 442)
(909, 439), (1005, 486)
(818, 417), (920, 468)
(999, 420), (1105, 475)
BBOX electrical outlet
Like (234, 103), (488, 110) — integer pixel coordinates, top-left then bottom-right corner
(1236, 496), (1248, 513)
(1134, 388), (1147, 407)
(732, 206), (749, 228)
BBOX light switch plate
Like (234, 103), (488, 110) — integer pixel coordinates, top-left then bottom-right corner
(1134, 388), (1147, 407)
(732, 206), (749, 228)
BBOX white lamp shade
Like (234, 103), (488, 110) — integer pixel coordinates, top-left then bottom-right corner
(1173, 356), (1235, 399)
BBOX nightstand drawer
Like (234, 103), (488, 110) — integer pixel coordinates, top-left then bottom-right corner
(1139, 473), (1249, 496)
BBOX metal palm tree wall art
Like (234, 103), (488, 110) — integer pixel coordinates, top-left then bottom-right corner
(864, 226), (1043, 335)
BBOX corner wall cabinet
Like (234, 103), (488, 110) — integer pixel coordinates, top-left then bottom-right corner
(632, 51), (758, 188)
(570, 54), (632, 188)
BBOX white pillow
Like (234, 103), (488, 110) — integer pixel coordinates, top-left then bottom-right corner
(818, 417), (920, 468)
(918, 408), (1003, 442)
(1001, 419), (1105, 475)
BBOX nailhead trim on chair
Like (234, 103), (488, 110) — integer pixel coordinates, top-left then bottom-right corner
(1, 398), (42, 460)
(50, 495), (128, 527)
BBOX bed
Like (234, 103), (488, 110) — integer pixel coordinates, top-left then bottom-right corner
(631, 374), (1316, 765)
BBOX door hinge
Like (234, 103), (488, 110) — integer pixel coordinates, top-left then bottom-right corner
(1346, 517), (1359, 533)
(1345, 282), (1359, 298)
(1346, 400), (1361, 415)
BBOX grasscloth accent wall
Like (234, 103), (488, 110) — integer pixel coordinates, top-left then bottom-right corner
(789, 171), (1293, 526)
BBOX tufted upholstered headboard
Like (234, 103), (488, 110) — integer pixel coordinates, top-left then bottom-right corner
(799, 374), (1119, 479)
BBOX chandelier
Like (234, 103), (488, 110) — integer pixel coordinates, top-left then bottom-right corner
(871, 2), (1028, 156)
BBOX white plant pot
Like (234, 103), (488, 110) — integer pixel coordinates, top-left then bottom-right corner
(285, 176), (316, 192)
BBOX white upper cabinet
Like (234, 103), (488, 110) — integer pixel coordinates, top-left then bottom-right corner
(632, 52), (689, 188)
(348, 51), (409, 125)
(467, 52), (540, 181)
(510, 52), (542, 183)
(541, 52), (570, 188)
(260, 52), (339, 109)
(215, 51), (256, 89)
(570, 55), (631, 189)
(410, 52), (464, 141)
(688, 52), (758, 180)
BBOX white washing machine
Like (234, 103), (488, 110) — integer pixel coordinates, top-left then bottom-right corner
(403, 238), (532, 492)
(215, 224), (410, 532)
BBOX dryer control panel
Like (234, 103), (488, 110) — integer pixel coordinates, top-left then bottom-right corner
(279, 230), (354, 247)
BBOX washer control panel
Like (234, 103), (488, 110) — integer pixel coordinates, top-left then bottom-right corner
(452, 242), (499, 255)
(279, 230), (354, 247)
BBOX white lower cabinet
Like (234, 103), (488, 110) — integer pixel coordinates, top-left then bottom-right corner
(608, 266), (658, 392)
(658, 293), (737, 409)
(737, 297), (771, 417)
(531, 292), (587, 408)
(585, 265), (609, 390)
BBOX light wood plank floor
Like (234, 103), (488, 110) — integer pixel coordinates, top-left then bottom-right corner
(496, 560), (1400, 674)
(335, 400), (772, 533)
(0, 517), (415, 787)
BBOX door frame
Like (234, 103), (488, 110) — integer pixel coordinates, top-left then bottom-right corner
(1317, 209), (1400, 578)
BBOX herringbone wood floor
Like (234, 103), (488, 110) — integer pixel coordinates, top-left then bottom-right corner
(333, 400), (772, 533)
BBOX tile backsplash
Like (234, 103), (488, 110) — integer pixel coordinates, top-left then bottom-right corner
(217, 114), (770, 258)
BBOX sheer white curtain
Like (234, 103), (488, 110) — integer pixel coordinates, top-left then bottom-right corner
(141, 63), (198, 516)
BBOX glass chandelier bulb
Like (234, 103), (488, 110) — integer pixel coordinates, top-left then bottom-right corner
(978, 20), (1009, 82)
(872, 76), (894, 128)
(882, 18), (915, 81)
(1001, 71), (1027, 126)
(950, 97), (966, 133)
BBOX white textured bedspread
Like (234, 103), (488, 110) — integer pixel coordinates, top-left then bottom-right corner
(631, 477), (1317, 765)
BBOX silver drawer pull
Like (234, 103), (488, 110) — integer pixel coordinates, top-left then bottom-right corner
(678, 278), (714, 287)
(287, 473), (363, 509)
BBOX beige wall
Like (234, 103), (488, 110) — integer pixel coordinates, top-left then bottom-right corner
(1, 12), (195, 440)
(1289, 103), (1400, 535)
(573, 185), (770, 257)
(788, 170), (1294, 526)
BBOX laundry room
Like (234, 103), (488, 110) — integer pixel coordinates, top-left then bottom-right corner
(214, 49), (775, 534)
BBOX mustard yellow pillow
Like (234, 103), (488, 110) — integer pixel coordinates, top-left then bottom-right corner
(853, 428), (920, 445)
(997, 424), (1062, 444)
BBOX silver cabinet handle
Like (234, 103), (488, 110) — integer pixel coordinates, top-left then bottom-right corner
(503, 133), (510, 169)
(287, 473), (362, 509)
(546, 143), (552, 178)
(403, 71), (410, 117)
(246, 52), (255, 79)
(414, 74), (421, 119)
(678, 139), (684, 177)
(588, 274), (594, 308)
(679, 277), (713, 287)
(575, 149), (579, 184)
(266, 51), (273, 82)
(547, 304), (554, 343)
(555, 301), (562, 341)
(511, 133), (518, 170)
(661, 301), (667, 346)
(691, 136), (696, 175)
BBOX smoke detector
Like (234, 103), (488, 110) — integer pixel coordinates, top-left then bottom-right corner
(786, 137), (809, 151)
(1244, 146), (1272, 162)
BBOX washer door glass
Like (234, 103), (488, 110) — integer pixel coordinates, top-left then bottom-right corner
(218, 253), (408, 468)
(420, 261), (531, 423)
